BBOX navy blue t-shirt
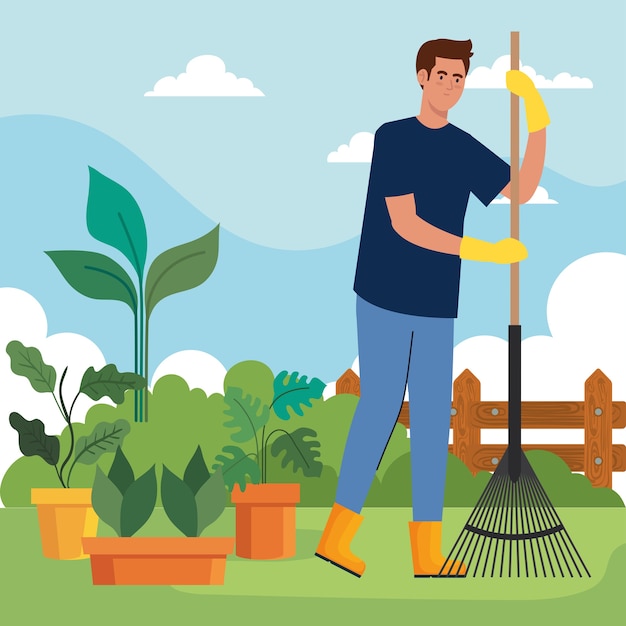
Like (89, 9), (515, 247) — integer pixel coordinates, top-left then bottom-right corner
(353, 117), (510, 318)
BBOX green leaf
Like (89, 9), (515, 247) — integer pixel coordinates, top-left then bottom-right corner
(45, 251), (137, 313)
(86, 167), (147, 279)
(80, 364), (145, 404)
(92, 465), (123, 536)
(223, 387), (270, 443)
(272, 371), (326, 420)
(107, 446), (135, 495)
(270, 427), (323, 477)
(213, 445), (261, 491)
(8, 412), (60, 465)
(183, 445), (211, 496)
(6, 340), (56, 394)
(73, 420), (131, 465)
(161, 465), (198, 537)
(195, 467), (226, 535)
(120, 465), (157, 537)
(145, 225), (219, 319)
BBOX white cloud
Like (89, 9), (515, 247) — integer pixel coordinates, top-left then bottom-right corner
(454, 253), (626, 400)
(145, 55), (264, 97)
(466, 55), (593, 89)
(327, 132), (374, 163)
(151, 349), (226, 395)
(490, 185), (558, 205)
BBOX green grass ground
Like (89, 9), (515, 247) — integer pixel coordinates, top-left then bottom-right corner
(1, 507), (625, 625)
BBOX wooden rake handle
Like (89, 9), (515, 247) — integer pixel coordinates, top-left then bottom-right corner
(510, 31), (520, 326)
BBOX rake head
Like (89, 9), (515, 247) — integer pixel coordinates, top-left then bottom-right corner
(439, 448), (590, 577)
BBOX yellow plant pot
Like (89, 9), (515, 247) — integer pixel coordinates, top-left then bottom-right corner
(31, 488), (98, 560)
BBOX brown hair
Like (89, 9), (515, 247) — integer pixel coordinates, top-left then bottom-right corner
(416, 39), (473, 88)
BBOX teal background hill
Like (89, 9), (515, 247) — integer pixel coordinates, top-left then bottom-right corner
(1, 115), (624, 384)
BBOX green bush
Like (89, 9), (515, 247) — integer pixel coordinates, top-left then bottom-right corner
(3, 365), (622, 509)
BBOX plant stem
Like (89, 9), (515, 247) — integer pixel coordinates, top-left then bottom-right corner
(139, 288), (145, 422)
(143, 305), (149, 422)
(57, 368), (76, 488)
(261, 426), (266, 483)
(134, 309), (140, 422)
(55, 465), (66, 488)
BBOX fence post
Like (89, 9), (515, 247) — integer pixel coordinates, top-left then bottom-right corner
(452, 369), (481, 473)
(584, 369), (612, 488)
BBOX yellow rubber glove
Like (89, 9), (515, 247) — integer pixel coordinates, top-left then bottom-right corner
(506, 70), (550, 133)
(460, 237), (528, 264)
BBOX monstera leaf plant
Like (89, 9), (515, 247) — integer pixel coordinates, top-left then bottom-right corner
(45, 167), (219, 422)
(213, 365), (326, 489)
(7, 339), (144, 488)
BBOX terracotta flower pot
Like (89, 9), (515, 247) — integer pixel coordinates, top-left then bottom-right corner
(231, 483), (300, 559)
(31, 488), (98, 560)
(82, 537), (236, 585)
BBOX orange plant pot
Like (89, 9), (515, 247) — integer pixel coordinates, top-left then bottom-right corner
(231, 483), (300, 559)
(82, 537), (236, 585)
(31, 488), (98, 560)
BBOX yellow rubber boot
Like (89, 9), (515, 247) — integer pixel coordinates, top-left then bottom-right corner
(315, 503), (366, 577)
(409, 521), (467, 577)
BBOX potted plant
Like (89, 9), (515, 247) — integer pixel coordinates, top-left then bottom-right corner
(212, 363), (325, 559)
(6, 340), (144, 560)
(82, 445), (234, 585)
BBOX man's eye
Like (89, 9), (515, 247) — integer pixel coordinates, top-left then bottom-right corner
(455, 78), (460, 83)
(439, 75), (443, 80)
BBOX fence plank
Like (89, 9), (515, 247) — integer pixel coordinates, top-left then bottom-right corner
(585, 370), (613, 487)
(467, 444), (626, 479)
(452, 370), (481, 469)
(472, 401), (626, 428)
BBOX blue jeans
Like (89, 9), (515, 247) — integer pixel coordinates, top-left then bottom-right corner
(335, 296), (454, 521)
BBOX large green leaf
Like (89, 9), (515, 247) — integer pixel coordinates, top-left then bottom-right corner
(107, 446), (135, 495)
(91, 466), (123, 536)
(161, 465), (198, 537)
(73, 420), (131, 465)
(120, 465), (157, 537)
(145, 225), (219, 319)
(213, 445), (261, 491)
(272, 371), (326, 420)
(223, 387), (270, 443)
(45, 251), (137, 313)
(183, 445), (211, 496)
(86, 167), (147, 279)
(8, 412), (60, 465)
(195, 467), (226, 535)
(6, 340), (56, 394)
(79, 364), (145, 404)
(270, 427), (323, 477)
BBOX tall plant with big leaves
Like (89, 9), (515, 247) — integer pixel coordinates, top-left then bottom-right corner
(46, 167), (220, 422)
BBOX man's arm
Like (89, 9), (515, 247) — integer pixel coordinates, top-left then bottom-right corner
(499, 70), (549, 203)
(499, 129), (546, 203)
(386, 194), (527, 263)
(386, 194), (461, 254)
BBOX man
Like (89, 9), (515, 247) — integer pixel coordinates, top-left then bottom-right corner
(315, 38), (548, 578)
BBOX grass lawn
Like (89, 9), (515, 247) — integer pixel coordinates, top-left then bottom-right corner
(1, 506), (625, 625)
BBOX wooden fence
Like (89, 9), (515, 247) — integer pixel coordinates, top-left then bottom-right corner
(336, 368), (626, 488)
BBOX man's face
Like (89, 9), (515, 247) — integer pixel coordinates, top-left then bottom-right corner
(418, 56), (466, 113)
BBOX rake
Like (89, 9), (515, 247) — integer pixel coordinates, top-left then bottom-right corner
(438, 32), (590, 578)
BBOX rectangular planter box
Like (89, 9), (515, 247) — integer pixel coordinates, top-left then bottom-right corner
(82, 537), (235, 585)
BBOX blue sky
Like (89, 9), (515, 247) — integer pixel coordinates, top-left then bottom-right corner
(1, 0), (623, 250)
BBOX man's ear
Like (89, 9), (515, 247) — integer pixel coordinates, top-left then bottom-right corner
(417, 69), (428, 87)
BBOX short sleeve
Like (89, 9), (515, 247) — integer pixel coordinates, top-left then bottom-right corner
(467, 137), (511, 207)
(370, 124), (414, 198)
